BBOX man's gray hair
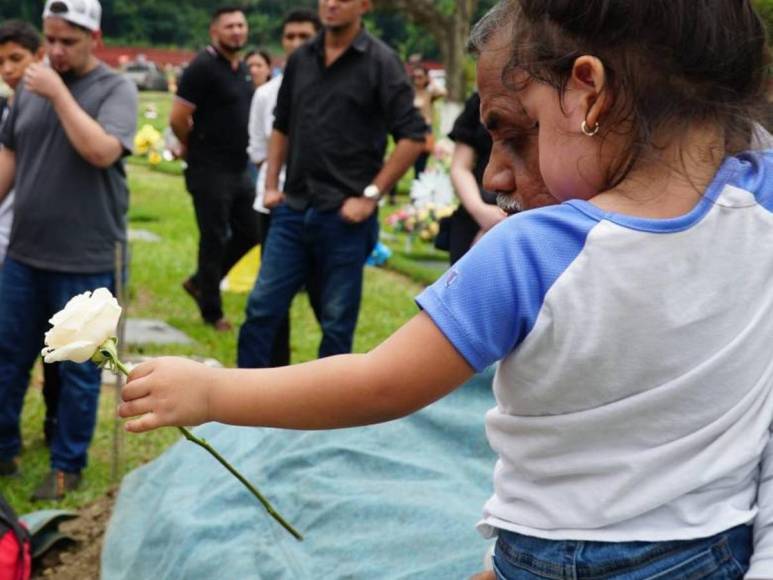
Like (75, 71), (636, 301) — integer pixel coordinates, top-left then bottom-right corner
(467, 0), (515, 55)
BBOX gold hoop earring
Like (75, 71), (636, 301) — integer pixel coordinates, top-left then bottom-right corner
(581, 120), (600, 137)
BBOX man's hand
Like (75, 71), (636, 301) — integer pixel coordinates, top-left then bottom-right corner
(119, 357), (215, 433)
(23, 63), (66, 101)
(264, 189), (285, 209)
(340, 197), (377, 224)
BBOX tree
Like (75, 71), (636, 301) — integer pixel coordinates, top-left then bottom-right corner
(373, 0), (484, 102)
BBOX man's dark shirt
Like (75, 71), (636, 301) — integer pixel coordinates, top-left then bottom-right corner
(177, 46), (254, 172)
(274, 28), (427, 211)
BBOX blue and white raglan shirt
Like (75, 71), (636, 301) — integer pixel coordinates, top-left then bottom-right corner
(417, 152), (773, 577)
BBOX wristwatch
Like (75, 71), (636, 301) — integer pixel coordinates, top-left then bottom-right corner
(363, 184), (381, 200)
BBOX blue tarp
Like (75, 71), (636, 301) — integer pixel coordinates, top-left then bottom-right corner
(101, 369), (497, 579)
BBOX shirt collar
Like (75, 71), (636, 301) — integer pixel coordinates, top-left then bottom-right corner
(312, 26), (370, 55)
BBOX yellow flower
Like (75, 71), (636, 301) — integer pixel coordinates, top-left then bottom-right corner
(148, 151), (162, 166)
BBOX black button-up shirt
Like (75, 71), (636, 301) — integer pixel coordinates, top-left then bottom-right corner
(177, 46), (254, 172)
(274, 29), (427, 211)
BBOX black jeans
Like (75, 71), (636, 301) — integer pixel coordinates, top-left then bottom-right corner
(185, 166), (260, 322)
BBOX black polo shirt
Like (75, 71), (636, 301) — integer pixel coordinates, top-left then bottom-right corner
(274, 28), (427, 211)
(177, 46), (254, 172)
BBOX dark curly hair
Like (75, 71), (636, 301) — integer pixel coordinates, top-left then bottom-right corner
(471, 0), (771, 187)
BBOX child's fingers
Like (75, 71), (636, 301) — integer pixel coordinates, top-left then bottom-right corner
(117, 397), (153, 419)
(128, 360), (154, 382)
(121, 377), (151, 402)
(124, 413), (163, 434)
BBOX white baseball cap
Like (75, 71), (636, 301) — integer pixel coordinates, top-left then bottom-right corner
(43, 0), (102, 32)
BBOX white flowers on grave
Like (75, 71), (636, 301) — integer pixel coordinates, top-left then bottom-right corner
(41, 288), (122, 364)
(409, 168), (455, 209)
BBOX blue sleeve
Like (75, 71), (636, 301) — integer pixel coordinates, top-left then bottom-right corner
(416, 205), (597, 371)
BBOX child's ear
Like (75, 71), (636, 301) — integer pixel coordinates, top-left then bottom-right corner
(34, 47), (45, 62)
(568, 55), (612, 133)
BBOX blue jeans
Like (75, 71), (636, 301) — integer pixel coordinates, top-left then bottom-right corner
(493, 525), (752, 579)
(238, 204), (378, 368)
(0, 257), (114, 473)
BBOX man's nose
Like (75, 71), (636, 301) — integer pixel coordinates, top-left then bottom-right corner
(482, 150), (516, 196)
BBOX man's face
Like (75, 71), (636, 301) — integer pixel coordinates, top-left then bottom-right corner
(478, 34), (555, 213)
(210, 11), (248, 54)
(318, 0), (369, 31)
(281, 21), (317, 56)
(0, 41), (40, 90)
(43, 18), (95, 76)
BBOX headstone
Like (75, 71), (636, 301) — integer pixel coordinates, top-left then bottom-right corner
(128, 229), (161, 243)
(125, 318), (193, 346)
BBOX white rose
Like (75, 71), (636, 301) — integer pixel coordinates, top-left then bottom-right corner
(41, 288), (122, 364)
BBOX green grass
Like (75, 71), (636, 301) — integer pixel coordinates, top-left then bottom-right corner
(1, 165), (429, 515)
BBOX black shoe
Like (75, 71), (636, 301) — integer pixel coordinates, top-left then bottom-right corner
(182, 277), (201, 304)
(31, 470), (82, 501)
(0, 458), (18, 477)
(205, 317), (233, 332)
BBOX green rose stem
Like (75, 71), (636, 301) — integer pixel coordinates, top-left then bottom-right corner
(96, 342), (303, 541)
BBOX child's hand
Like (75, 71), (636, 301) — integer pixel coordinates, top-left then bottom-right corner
(118, 357), (214, 433)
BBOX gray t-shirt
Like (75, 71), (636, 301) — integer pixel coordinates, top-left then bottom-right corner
(0, 63), (137, 273)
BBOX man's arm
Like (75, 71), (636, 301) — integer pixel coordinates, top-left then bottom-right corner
(339, 137), (424, 224)
(24, 64), (123, 169)
(169, 98), (195, 154)
(263, 129), (289, 208)
(0, 148), (16, 205)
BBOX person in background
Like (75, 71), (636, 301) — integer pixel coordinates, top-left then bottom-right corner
(0, 0), (137, 500)
(246, 8), (321, 367)
(0, 20), (63, 450)
(447, 91), (504, 264)
(0, 20), (43, 293)
(410, 64), (446, 177)
(172, 6), (259, 332)
(237, 0), (426, 368)
(244, 48), (271, 89)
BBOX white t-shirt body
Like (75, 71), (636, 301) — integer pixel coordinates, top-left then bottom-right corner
(417, 152), (773, 578)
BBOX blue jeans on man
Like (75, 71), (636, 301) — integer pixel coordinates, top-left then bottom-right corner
(238, 204), (378, 368)
(0, 257), (114, 473)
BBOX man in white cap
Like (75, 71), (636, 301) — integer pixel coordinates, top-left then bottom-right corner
(0, 0), (138, 501)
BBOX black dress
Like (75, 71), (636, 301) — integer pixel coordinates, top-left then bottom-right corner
(447, 93), (495, 264)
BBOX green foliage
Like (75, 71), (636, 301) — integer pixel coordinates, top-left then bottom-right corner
(0, 0), (456, 58)
(755, 0), (773, 38)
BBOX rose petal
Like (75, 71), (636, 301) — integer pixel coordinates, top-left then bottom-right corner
(41, 341), (99, 364)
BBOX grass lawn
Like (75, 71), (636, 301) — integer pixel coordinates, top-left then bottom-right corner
(1, 163), (431, 515)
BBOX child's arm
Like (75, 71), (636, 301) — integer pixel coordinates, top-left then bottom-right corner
(119, 312), (475, 433)
(747, 427), (773, 579)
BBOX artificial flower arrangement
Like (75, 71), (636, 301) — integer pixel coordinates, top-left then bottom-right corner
(41, 289), (302, 540)
(133, 124), (164, 166)
(387, 142), (456, 245)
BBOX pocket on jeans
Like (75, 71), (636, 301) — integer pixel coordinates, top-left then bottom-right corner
(637, 535), (743, 580)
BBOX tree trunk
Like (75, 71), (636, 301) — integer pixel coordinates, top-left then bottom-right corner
(373, 0), (479, 103)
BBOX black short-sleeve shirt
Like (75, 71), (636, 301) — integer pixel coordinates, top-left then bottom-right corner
(274, 29), (427, 211)
(448, 92), (495, 203)
(177, 46), (254, 172)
